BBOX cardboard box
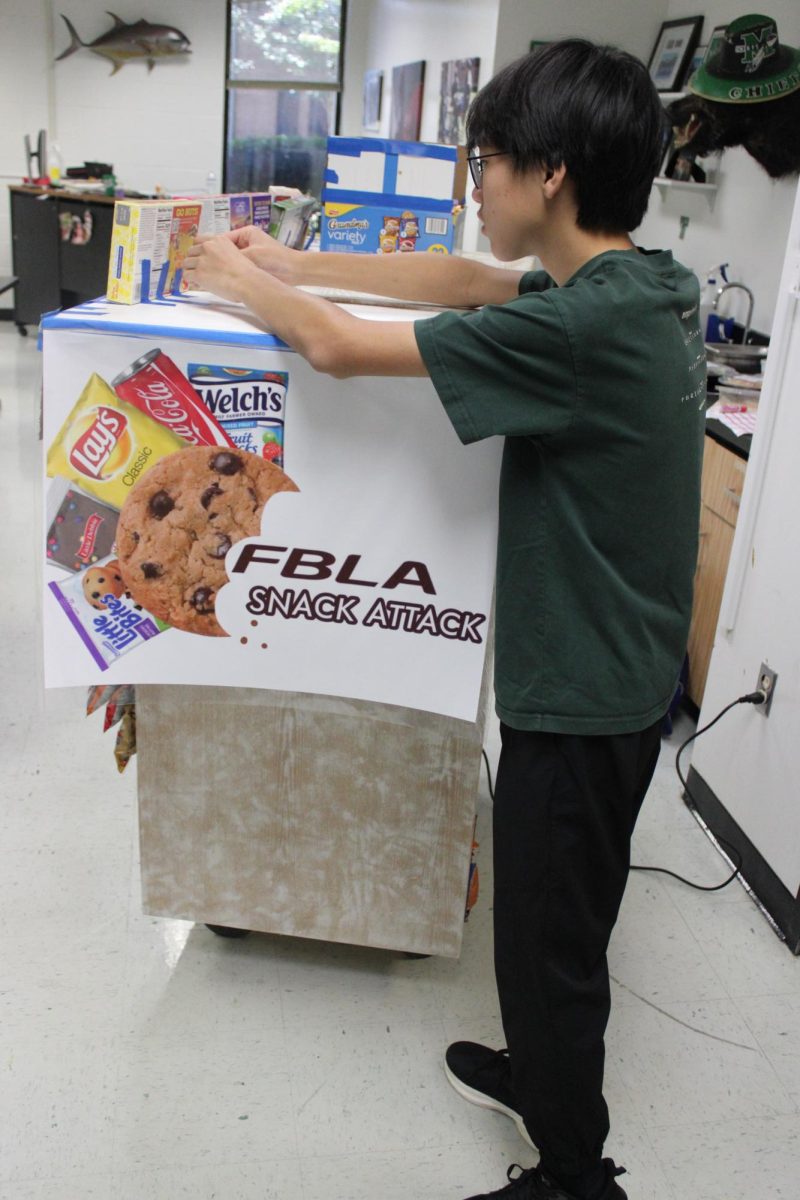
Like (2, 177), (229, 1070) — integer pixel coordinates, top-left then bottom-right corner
(107, 200), (201, 303)
(320, 137), (467, 256)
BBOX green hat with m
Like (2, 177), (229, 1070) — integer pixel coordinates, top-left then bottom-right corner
(688, 13), (800, 103)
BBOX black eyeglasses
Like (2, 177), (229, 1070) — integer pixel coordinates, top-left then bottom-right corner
(466, 151), (508, 189)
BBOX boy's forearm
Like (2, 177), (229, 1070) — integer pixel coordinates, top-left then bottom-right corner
(290, 248), (523, 308)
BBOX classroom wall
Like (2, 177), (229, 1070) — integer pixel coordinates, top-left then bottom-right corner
(690, 179), (800, 897)
(0, 0), (226, 282)
(2, 1), (797, 302)
(636, 1), (800, 334)
(339, 0), (501, 253)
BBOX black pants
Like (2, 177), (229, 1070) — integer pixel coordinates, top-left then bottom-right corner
(492, 719), (662, 1178)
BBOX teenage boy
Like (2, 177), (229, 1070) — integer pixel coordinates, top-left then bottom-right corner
(184, 39), (704, 1200)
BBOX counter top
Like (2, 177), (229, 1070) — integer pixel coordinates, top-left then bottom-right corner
(9, 184), (144, 206)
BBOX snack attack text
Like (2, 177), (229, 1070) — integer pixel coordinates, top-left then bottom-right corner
(231, 544), (487, 644)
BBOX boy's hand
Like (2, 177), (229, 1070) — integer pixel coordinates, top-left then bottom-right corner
(221, 225), (300, 284)
(183, 234), (262, 302)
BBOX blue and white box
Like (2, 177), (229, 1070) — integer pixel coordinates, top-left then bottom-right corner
(320, 137), (467, 256)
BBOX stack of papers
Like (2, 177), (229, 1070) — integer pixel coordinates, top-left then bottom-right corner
(706, 399), (758, 437)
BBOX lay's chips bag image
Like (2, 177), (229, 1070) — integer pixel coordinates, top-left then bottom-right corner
(46, 374), (186, 509)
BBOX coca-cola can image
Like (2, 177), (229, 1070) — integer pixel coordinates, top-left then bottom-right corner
(111, 349), (233, 448)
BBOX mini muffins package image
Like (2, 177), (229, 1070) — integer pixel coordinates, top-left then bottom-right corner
(48, 552), (168, 671)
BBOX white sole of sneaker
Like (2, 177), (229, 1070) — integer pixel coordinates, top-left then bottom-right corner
(443, 1059), (535, 1150)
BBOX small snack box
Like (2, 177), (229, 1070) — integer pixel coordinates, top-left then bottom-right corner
(320, 137), (467, 255)
(107, 200), (201, 302)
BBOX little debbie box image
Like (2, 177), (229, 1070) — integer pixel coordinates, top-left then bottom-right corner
(321, 137), (467, 255)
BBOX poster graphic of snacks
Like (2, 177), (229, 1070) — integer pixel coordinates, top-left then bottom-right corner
(187, 363), (288, 465)
(114, 446), (297, 638)
(45, 356), (296, 663)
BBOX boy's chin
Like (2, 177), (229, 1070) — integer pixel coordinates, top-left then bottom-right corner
(490, 243), (526, 263)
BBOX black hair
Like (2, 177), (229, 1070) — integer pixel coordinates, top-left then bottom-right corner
(466, 39), (666, 233)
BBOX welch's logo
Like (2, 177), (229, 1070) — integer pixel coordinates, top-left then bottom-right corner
(188, 365), (287, 419)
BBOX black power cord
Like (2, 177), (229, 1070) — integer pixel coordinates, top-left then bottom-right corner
(480, 689), (766, 892)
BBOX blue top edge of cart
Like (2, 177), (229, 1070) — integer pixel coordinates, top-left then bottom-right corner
(40, 298), (292, 351)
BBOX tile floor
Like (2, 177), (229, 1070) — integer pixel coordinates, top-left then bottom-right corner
(1, 319), (799, 1199)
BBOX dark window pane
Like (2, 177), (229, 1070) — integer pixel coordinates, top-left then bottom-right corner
(225, 87), (335, 196)
(230, 0), (342, 84)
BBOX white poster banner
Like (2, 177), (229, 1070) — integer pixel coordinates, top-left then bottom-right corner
(41, 296), (501, 722)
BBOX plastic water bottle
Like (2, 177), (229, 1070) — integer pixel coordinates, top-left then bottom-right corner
(699, 262), (729, 342)
(49, 141), (64, 185)
(206, 170), (218, 195)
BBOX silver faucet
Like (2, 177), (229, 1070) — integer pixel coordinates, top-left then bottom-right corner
(713, 282), (754, 344)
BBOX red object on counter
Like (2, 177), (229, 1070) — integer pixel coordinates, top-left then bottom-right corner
(112, 349), (234, 448)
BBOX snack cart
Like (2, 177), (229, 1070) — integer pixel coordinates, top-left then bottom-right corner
(41, 292), (501, 957)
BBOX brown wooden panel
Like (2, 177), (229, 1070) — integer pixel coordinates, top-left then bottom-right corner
(687, 505), (735, 707)
(701, 435), (747, 526)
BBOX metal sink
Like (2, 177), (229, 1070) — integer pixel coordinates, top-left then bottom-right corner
(705, 342), (768, 372)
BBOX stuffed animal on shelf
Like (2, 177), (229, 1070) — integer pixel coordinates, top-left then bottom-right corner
(666, 13), (800, 180)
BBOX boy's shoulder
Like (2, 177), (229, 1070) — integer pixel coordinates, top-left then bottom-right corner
(567, 247), (691, 289)
(527, 249), (698, 326)
(517, 250), (695, 310)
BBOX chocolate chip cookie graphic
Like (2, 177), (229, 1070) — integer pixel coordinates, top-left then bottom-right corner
(116, 447), (297, 636)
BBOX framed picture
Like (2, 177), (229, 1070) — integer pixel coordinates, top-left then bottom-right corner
(647, 17), (703, 92)
(390, 60), (426, 140)
(363, 69), (383, 131)
(438, 57), (480, 145)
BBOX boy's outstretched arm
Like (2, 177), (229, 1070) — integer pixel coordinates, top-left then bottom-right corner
(183, 233), (432, 378)
(192, 225), (525, 307)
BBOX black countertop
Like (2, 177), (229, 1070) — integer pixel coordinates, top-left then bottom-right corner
(705, 416), (751, 460)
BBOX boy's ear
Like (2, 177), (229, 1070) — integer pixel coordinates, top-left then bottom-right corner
(542, 162), (568, 198)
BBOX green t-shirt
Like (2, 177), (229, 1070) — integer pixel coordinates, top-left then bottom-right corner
(414, 248), (705, 734)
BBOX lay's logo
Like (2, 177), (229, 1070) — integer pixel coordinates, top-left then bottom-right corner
(69, 406), (131, 480)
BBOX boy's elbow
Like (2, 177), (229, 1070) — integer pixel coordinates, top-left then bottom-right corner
(304, 332), (357, 379)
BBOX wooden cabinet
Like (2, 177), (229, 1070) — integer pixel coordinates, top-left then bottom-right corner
(10, 186), (115, 329)
(687, 435), (748, 706)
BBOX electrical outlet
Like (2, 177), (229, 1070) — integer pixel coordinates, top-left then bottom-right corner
(756, 662), (778, 717)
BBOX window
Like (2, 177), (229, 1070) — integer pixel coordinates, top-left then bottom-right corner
(225, 0), (346, 198)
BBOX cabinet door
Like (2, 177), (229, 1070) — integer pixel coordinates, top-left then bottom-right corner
(687, 504), (735, 706)
(10, 192), (60, 325)
(58, 201), (114, 300)
(701, 435), (747, 524)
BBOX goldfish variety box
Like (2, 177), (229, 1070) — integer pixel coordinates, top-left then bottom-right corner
(320, 137), (467, 256)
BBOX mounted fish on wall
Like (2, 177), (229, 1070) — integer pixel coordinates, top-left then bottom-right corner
(55, 11), (191, 74)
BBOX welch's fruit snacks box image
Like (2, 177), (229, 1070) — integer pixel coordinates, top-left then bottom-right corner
(188, 363), (286, 466)
(321, 136), (467, 255)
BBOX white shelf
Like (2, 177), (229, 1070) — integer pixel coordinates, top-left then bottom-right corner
(654, 176), (718, 211)
(655, 176), (717, 193)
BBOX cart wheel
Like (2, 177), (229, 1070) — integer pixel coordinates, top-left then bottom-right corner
(205, 923), (251, 938)
(16, 323), (28, 337)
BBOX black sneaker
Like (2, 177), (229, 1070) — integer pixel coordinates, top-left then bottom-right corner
(464, 1160), (628, 1200)
(444, 1042), (533, 1148)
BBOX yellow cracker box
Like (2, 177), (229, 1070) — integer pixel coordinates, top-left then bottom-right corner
(107, 201), (201, 303)
(47, 374), (186, 508)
